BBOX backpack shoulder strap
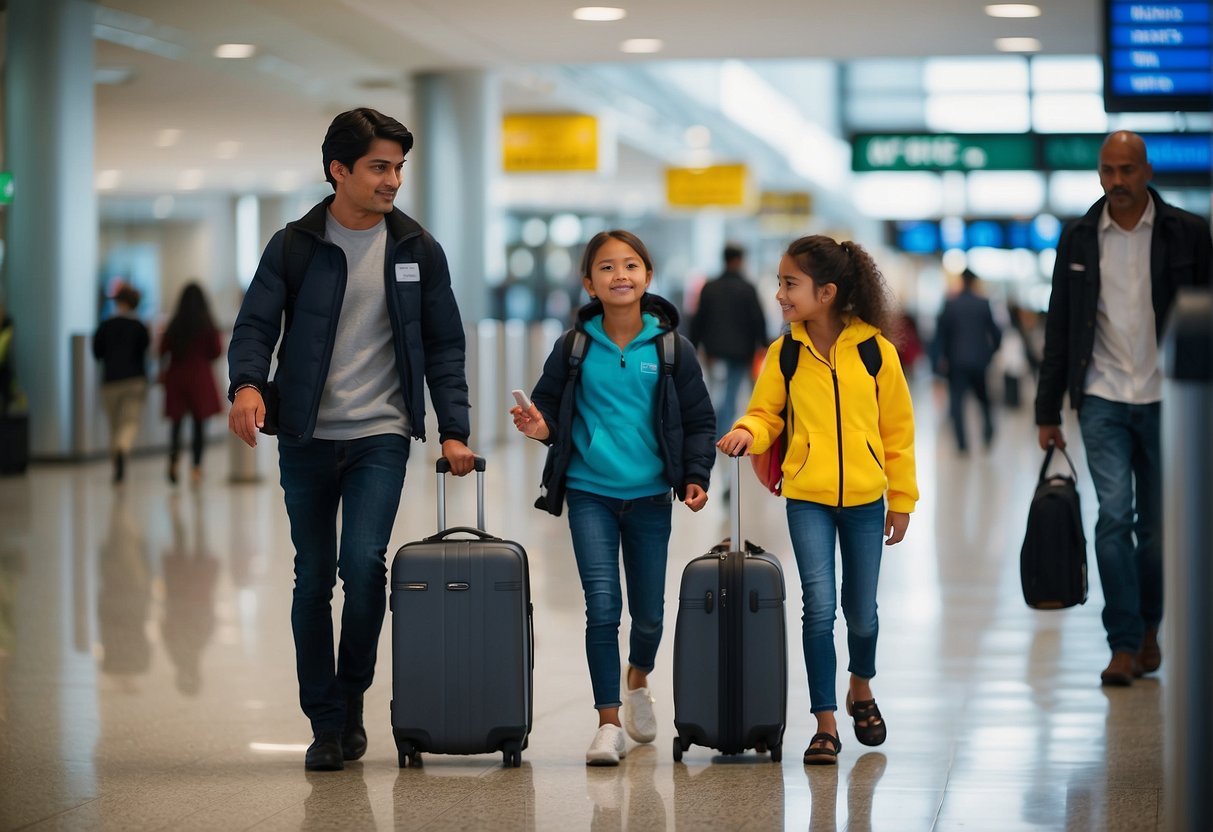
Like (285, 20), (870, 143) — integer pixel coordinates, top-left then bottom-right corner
(857, 335), (882, 378)
(563, 329), (588, 376)
(657, 330), (678, 375)
(857, 334), (882, 397)
(778, 333), (800, 385)
(281, 226), (318, 332)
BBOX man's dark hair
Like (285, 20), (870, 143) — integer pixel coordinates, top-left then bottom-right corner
(961, 268), (979, 286)
(321, 108), (414, 189)
(723, 244), (745, 265)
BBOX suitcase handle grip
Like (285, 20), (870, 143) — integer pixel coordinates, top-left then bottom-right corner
(435, 456), (487, 474)
(424, 525), (497, 542)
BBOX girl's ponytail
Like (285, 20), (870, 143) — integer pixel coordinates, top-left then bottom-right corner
(785, 236), (893, 335)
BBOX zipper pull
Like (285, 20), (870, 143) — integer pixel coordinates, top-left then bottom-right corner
(620, 352), (625, 368)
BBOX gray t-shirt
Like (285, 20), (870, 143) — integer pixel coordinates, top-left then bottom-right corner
(313, 212), (409, 440)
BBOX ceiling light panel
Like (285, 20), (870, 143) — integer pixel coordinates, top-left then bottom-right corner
(214, 43), (257, 59)
(573, 7), (626, 21)
(985, 4), (1041, 18)
(621, 38), (663, 54)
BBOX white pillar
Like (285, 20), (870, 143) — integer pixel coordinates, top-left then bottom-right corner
(413, 71), (501, 324)
(3, 0), (97, 456)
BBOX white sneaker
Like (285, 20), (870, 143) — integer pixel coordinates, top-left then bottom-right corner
(622, 687), (658, 743)
(585, 724), (627, 766)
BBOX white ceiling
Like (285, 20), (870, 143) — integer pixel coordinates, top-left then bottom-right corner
(88, 0), (1100, 197)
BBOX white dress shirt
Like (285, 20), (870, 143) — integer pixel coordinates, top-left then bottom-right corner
(1085, 195), (1161, 404)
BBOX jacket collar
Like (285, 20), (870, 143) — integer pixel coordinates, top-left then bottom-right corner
(290, 194), (423, 243)
(575, 292), (682, 330)
(1077, 187), (1173, 232)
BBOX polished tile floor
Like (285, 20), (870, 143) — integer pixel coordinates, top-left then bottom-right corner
(0, 375), (1167, 830)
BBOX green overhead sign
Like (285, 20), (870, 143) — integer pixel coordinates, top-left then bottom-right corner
(0, 172), (12, 205)
(851, 132), (1212, 177)
(852, 134), (1036, 172)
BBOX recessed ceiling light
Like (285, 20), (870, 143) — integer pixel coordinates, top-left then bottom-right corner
(95, 170), (121, 190)
(214, 43), (256, 59)
(995, 36), (1042, 52)
(573, 6), (626, 21)
(621, 38), (663, 54)
(94, 66), (135, 85)
(178, 169), (204, 190)
(216, 141), (241, 160)
(985, 4), (1042, 18)
(156, 128), (182, 148)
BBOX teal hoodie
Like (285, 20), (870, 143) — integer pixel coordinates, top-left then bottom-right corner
(564, 312), (670, 499)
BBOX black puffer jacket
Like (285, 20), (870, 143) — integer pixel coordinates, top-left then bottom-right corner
(530, 293), (716, 516)
(227, 196), (470, 444)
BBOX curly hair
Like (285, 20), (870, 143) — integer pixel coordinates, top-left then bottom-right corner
(784, 235), (893, 336)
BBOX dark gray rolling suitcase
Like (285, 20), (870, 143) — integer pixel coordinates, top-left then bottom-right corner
(390, 457), (533, 767)
(672, 455), (787, 762)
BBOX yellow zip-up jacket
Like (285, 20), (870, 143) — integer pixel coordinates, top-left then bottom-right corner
(735, 319), (918, 513)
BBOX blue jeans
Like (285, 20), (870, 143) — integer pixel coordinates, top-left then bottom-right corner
(279, 433), (410, 732)
(566, 488), (673, 710)
(786, 498), (885, 714)
(1078, 396), (1162, 653)
(947, 365), (993, 451)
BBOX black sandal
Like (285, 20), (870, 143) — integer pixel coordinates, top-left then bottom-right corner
(802, 731), (841, 765)
(846, 693), (887, 747)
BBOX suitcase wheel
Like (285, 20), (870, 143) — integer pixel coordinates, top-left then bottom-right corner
(672, 735), (688, 763)
(396, 741), (423, 768)
(754, 740), (767, 753)
(502, 740), (523, 768)
(769, 742), (782, 763)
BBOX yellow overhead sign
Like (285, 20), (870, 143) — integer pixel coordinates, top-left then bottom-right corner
(665, 164), (750, 209)
(502, 113), (598, 173)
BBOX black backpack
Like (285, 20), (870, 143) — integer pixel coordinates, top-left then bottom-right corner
(1020, 444), (1088, 609)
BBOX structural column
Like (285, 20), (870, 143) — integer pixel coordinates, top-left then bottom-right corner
(3, 0), (98, 457)
(412, 70), (503, 324)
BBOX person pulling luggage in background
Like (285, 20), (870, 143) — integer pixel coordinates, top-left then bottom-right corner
(718, 235), (918, 766)
(227, 108), (476, 771)
(511, 230), (715, 766)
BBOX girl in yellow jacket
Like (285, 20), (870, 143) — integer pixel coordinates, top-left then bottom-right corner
(718, 235), (918, 766)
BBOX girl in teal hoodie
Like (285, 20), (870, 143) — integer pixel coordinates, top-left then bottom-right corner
(511, 230), (715, 766)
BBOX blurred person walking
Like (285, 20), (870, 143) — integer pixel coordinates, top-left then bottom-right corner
(1035, 130), (1212, 686)
(690, 244), (768, 438)
(92, 284), (150, 483)
(160, 282), (224, 485)
(933, 268), (1001, 453)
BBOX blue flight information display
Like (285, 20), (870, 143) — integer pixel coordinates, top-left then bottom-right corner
(1105, 1), (1212, 112)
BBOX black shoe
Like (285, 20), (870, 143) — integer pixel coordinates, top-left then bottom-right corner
(342, 694), (367, 761)
(305, 731), (344, 771)
(113, 453), (125, 484)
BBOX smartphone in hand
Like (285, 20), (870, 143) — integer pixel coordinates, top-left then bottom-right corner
(511, 389), (533, 411)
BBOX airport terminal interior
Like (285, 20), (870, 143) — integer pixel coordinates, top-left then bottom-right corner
(0, 382), (1175, 831)
(1, 0), (1210, 830)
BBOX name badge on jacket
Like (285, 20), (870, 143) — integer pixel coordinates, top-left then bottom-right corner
(396, 263), (421, 282)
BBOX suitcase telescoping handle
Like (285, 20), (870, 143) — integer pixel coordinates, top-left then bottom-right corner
(728, 451), (743, 555)
(435, 455), (487, 533)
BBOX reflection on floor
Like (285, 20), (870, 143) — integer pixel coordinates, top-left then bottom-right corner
(0, 375), (1165, 830)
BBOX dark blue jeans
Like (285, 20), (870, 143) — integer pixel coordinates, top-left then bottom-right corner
(1078, 396), (1162, 653)
(715, 358), (752, 438)
(279, 433), (409, 732)
(786, 498), (885, 714)
(566, 488), (673, 710)
(947, 365), (993, 451)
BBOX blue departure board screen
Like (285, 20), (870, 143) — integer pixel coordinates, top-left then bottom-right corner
(1104, 1), (1211, 112)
